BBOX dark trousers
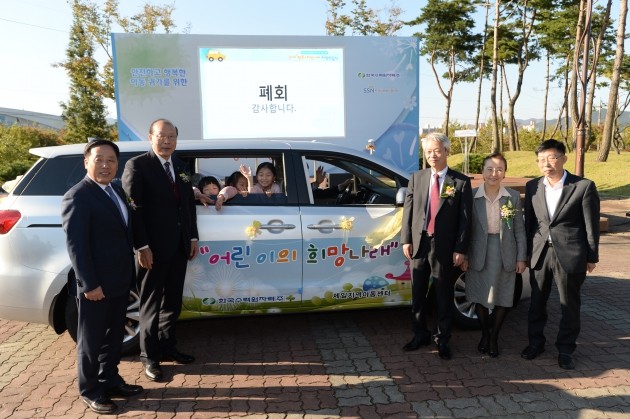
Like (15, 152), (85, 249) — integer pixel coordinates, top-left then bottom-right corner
(137, 245), (188, 362)
(410, 235), (459, 344)
(77, 292), (127, 400)
(527, 245), (585, 354)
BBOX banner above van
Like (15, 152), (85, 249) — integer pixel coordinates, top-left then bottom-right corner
(112, 34), (419, 172)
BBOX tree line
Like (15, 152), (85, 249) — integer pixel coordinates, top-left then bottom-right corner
(326, 0), (628, 161)
(1, 0), (628, 184)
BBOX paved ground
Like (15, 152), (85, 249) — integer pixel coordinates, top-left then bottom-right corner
(0, 198), (628, 418)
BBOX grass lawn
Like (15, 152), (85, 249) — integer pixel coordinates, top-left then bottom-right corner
(449, 150), (630, 198)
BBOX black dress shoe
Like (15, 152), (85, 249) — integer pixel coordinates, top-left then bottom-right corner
(106, 383), (144, 397)
(437, 343), (452, 360)
(558, 353), (575, 370)
(82, 396), (117, 414)
(402, 336), (431, 351)
(477, 335), (489, 354)
(162, 349), (195, 364)
(521, 344), (545, 360)
(143, 361), (163, 381)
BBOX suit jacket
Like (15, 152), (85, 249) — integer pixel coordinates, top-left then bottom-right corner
(401, 167), (472, 262)
(61, 176), (135, 298)
(525, 171), (600, 274)
(468, 187), (526, 272)
(122, 150), (198, 260)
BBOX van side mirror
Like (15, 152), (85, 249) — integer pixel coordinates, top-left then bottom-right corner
(396, 187), (407, 207)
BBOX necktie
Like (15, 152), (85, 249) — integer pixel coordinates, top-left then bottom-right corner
(164, 161), (180, 200)
(105, 185), (126, 223)
(426, 173), (440, 234)
(164, 161), (175, 184)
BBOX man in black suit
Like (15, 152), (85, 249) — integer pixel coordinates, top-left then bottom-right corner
(122, 119), (199, 382)
(521, 139), (600, 370)
(62, 139), (143, 415)
(401, 132), (472, 360)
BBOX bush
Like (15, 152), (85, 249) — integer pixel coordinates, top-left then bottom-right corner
(0, 161), (33, 184)
(517, 129), (543, 151)
(0, 125), (64, 182)
(453, 153), (485, 174)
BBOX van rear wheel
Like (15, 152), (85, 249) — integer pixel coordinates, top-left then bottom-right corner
(451, 272), (523, 330)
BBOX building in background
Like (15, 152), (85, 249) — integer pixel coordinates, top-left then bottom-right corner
(0, 107), (65, 131)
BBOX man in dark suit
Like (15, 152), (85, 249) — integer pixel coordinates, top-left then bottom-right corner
(521, 139), (600, 370)
(401, 132), (472, 360)
(62, 139), (143, 415)
(122, 119), (199, 382)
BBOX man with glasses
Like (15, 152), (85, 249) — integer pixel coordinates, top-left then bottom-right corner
(123, 119), (199, 382)
(521, 139), (600, 370)
(401, 132), (472, 360)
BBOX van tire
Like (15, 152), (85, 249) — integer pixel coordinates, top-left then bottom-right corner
(452, 272), (524, 330)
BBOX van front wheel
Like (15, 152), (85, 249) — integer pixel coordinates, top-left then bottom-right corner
(64, 289), (141, 356)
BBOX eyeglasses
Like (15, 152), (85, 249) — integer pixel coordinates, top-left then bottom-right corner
(536, 155), (562, 164)
(152, 133), (177, 141)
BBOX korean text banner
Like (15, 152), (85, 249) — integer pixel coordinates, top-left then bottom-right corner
(112, 34), (419, 172)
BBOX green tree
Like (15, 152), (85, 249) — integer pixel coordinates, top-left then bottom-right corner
(407, 0), (481, 136)
(598, 0), (628, 161)
(535, 1), (579, 140)
(59, 0), (180, 101)
(535, 1), (615, 152)
(470, 0), (493, 151)
(59, 3), (110, 144)
(582, 1), (614, 152)
(325, 0), (403, 36)
(488, 0), (545, 151)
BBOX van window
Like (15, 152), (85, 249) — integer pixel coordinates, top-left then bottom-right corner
(190, 153), (288, 205)
(13, 154), (134, 196)
(302, 152), (402, 206)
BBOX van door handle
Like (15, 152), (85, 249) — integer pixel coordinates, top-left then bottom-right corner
(259, 221), (296, 230)
(307, 223), (344, 230)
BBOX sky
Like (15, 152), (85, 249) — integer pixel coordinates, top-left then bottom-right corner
(0, 0), (623, 130)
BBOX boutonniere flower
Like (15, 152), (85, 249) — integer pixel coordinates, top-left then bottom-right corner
(127, 196), (138, 210)
(440, 184), (456, 198)
(179, 171), (191, 183)
(500, 198), (516, 229)
(245, 220), (262, 240)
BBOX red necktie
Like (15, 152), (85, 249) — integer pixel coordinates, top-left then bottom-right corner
(426, 173), (440, 234)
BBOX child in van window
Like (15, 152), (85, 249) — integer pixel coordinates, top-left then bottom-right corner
(227, 171), (249, 194)
(198, 176), (221, 197)
(215, 170), (248, 210)
(215, 163), (282, 210)
(242, 162), (282, 196)
(193, 175), (221, 207)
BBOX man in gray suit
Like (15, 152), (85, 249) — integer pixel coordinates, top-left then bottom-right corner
(521, 139), (600, 369)
(401, 133), (472, 360)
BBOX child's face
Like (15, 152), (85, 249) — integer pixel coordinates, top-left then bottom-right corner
(256, 167), (275, 189)
(235, 177), (248, 191)
(203, 183), (220, 196)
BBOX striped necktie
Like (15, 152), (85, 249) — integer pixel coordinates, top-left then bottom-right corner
(164, 161), (175, 184)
